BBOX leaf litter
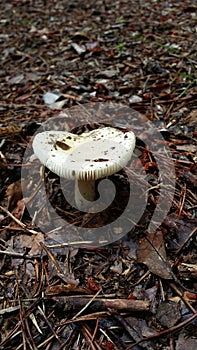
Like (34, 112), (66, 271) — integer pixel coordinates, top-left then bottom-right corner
(0, 0), (197, 349)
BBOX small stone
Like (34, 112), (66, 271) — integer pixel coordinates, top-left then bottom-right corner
(129, 95), (142, 103)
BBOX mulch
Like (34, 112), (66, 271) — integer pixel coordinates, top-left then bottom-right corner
(0, 0), (196, 349)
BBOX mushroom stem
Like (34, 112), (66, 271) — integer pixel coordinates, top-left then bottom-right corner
(75, 179), (96, 210)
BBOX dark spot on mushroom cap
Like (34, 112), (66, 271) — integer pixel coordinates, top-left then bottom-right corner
(93, 158), (109, 162)
(56, 140), (71, 150)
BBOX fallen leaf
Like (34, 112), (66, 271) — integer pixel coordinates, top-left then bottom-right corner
(129, 95), (143, 103)
(184, 291), (197, 301)
(103, 341), (115, 350)
(15, 232), (44, 255)
(45, 284), (90, 296)
(97, 69), (119, 78)
(156, 301), (180, 327)
(11, 198), (25, 222)
(110, 261), (123, 274)
(72, 31), (89, 40)
(6, 179), (28, 212)
(137, 231), (173, 279)
(87, 277), (100, 292)
(8, 74), (24, 85)
(43, 91), (60, 104)
(71, 42), (86, 55)
(176, 331), (197, 350)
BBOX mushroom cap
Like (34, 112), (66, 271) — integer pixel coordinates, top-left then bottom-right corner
(32, 127), (136, 180)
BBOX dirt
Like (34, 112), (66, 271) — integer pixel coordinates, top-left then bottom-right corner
(0, 1), (196, 349)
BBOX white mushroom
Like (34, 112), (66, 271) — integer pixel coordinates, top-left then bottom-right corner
(32, 126), (136, 210)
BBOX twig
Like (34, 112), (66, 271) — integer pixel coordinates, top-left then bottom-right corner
(40, 243), (66, 276)
(62, 93), (81, 101)
(99, 328), (118, 350)
(58, 311), (109, 326)
(178, 184), (187, 218)
(169, 282), (197, 314)
(72, 289), (102, 320)
(0, 205), (26, 228)
(92, 318), (99, 342)
(0, 298), (42, 348)
(114, 313), (155, 350)
(82, 324), (103, 350)
(17, 289), (27, 350)
(0, 249), (39, 259)
(176, 227), (197, 255)
(53, 296), (151, 313)
(24, 317), (38, 350)
(125, 312), (197, 349)
(0, 205), (39, 235)
(0, 103), (47, 109)
(38, 306), (62, 344)
(0, 305), (20, 315)
(82, 325), (98, 350)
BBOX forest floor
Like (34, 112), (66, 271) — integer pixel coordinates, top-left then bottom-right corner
(0, 1), (197, 349)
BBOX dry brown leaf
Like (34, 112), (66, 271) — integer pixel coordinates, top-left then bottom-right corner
(156, 301), (181, 327)
(45, 284), (91, 296)
(176, 330), (197, 350)
(11, 198), (25, 222)
(6, 179), (29, 212)
(137, 231), (173, 279)
(15, 232), (44, 255)
(6, 180), (23, 211)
